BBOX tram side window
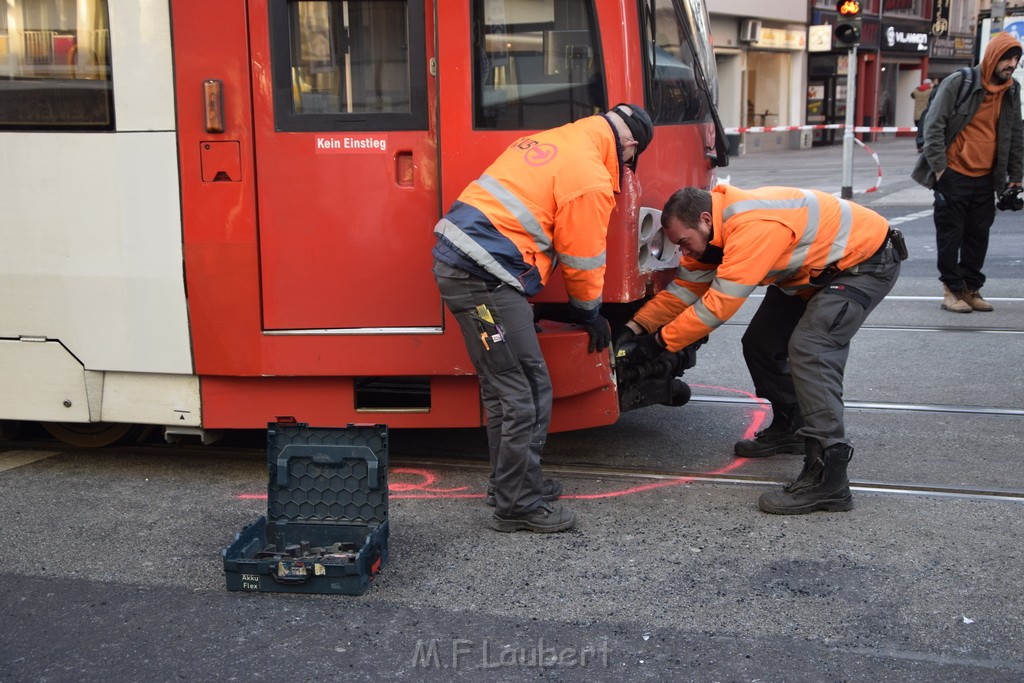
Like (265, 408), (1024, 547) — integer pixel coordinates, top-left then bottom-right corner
(0, 0), (113, 130)
(472, 0), (605, 131)
(271, 0), (427, 131)
(641, 0), (711, 124)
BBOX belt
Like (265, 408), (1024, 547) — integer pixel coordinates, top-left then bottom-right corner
(842, 229), (898, 276)
(812, 228), (902, 285)
(868, 229), (896, 260)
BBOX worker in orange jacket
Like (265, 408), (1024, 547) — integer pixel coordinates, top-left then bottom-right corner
(618, 185), (904, 514)
(433, 105), (654, 532)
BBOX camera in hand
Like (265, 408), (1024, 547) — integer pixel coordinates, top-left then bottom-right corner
(996, 184), (1024, 211)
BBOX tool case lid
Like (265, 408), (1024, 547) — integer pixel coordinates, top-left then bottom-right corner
(266, 422), (388, 527)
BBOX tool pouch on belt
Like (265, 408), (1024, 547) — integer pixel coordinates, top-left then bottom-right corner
(889, 228), (909, 261)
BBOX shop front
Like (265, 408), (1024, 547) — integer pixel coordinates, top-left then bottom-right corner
(879, 20), (932, 129)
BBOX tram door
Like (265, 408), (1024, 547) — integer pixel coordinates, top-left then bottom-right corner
(248, 0), (440, 331)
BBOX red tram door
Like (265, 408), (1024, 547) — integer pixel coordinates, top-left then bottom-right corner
(248, 0), (439, 331)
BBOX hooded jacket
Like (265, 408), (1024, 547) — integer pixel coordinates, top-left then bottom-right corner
(912, 31), (1024, 192)
(433, 115), (621, 322)
(633, 185), (890, 352)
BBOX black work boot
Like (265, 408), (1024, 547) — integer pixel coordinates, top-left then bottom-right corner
(758, 440), (854, 514)
(734, 405), (805, 457)
(490, 502), (576, 533)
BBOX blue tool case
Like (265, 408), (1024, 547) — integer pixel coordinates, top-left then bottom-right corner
(223, 422), (389, 595)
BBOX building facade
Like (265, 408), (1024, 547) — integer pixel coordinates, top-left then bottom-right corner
(710, 0), (810, 154)
(713, 0), (982, 153)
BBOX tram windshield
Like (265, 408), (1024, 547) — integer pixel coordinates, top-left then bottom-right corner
(641, 0), (716, 124)
(472, 0), (604, 130)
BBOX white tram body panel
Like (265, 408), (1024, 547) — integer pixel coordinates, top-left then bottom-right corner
(0, 0), (198, 427)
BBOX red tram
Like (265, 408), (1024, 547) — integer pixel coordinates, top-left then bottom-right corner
(0, 0), (727, 446)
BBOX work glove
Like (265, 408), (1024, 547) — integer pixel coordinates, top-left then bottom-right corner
(582, 315), (612, 353)
(622, 328), (668, 364)
(612, 325), (637, 350)
(569, 306), (611, 353)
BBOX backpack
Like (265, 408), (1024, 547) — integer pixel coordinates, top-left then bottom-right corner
(915, 66), (974, 150)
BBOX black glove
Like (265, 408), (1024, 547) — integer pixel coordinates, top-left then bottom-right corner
(569, 306), (611, 353)
(582, 315), (612, 353)
(623, 329), (667, 364)
(612, 325), (637, 350)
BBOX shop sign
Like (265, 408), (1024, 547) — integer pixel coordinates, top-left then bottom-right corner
(931, 0), (951, 37)
(882, 23), (930, 52)
(756, 27), (807, 50)
(930, 34), (975, 60)
(808, 25), (833, 52)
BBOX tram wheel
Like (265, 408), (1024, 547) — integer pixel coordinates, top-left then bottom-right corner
(40, 421), (150, 448)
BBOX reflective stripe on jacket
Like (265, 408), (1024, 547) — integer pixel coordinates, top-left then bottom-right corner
(634, 185), (889, 352)
(433, 115), (619, 312)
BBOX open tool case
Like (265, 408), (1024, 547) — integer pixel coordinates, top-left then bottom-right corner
(223, 422), (389, 595)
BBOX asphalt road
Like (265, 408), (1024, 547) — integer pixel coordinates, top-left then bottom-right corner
(2, 136), (1022, 682)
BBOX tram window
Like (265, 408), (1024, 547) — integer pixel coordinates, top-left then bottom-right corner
(472, 0), (606, 131)
(640, 0), (712, 124)
(0, 0), (114, 130)
(270, 0), (427, 132)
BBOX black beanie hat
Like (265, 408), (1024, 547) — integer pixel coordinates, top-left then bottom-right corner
(1003, 45), (1023, 62)
(610, 103), (654, 157)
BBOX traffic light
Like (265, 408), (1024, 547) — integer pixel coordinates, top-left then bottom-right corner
(834, 0), (863, 48)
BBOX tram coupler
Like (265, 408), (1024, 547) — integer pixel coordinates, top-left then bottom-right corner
(614, 339), (702, 412)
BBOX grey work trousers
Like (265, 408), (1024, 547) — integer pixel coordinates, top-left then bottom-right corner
(433, 260), (550, 516)
(741, 246), (901, 449)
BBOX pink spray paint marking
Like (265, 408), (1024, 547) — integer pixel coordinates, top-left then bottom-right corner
(237, 386), (771, 502)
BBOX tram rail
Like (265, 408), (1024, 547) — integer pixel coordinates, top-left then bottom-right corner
(4, 424), (1023, 504)
(689, 395), (1024, 417)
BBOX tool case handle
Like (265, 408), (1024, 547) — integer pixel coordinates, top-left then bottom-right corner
(275, 444), (380, 489)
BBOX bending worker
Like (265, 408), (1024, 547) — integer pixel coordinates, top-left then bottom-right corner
(432, 105), (654, 533)
(618, 185), (904, 515)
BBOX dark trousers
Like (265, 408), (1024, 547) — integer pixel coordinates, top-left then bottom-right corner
(741, 248), (901, 448)
(742, 286), (806, 416)
(433, 260), (550, 516)
(933, 169), (995, 292)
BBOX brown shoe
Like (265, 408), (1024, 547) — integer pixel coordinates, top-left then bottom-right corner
(941, 286), (972, 313)
(962, 290), (994, 312)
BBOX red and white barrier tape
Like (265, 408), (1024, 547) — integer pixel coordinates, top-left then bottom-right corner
(852, 137), (883, 193)
(720, 125), (887, 195)
(723, 124), (917, 134)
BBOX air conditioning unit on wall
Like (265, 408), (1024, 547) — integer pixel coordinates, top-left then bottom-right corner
(740, 19), (762, 43)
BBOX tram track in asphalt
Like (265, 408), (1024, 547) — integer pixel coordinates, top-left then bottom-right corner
(386, 457), (1024, 504)
(4, 427), (1024, 505)
(722, 320), (1024, 334)
(688, 395), (1024, 417)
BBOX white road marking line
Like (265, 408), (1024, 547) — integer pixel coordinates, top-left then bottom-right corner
(888, 209), (933, 225)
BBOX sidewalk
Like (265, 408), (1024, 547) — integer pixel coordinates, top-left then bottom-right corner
(720, 135), (933, 207)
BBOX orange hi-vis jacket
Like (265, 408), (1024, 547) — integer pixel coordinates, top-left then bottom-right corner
(433, 115), (619, 317)
(634, 185), (890, 352)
